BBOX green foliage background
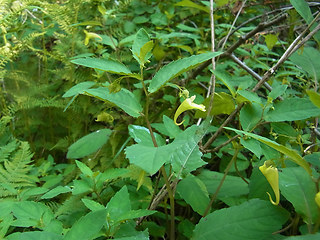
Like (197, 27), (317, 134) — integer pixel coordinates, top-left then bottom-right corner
(1, 0), (320, 239)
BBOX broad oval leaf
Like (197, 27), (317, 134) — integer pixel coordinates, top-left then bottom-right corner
(279, 167), (318, 223)
(67, 129), (112, 159)
(64, 209), (107, 240)
(85, 87), (143, 117)
(264, 98), (320, 122)
(192, 199), (289, 240)
(148, 52), (222, 93)
(71, 58), (132, 75)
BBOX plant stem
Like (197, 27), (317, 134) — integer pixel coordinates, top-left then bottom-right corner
(140, 66), (175, 239)
(203, 147), (240, 217)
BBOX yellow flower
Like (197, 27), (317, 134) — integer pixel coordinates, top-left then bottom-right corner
(84, 30), (102, 46)
(259, 161), (280, 205)
(315, 192), (320, 208)
(174, 95), (206, 125)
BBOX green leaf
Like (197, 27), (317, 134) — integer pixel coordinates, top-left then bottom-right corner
(67, 129), (112, 159)
(264, 34), (278, 50)
(192, 199), (289, 240)
(85, 87), (143, 117)
(290, 0), (313, 23)
(62, 81), (95, 98)
(106, 186), (131, 222)
(126, 120), (210, 175)
(237, 90), (262, 104)
(284, 233), (320, 240)
(75, 160), (93, 177)
(264, 98), (320, 122)
(177, 175), (210, 215)
(132, 28), (150, 58)
(240, 138), (262, 158)
(71, 58), (132, 75)
(148, 52), (222, 93)
(175, 0), (210, 13)
(6, 232), (63, 240)
(82, 199), (105, 211)
(113, 230), (149, 240)
(289, 47), (320, 81)
(279, 167), (318, 223)
(41, 186), (71, 199)
(240, 102), (263, 131)
(196, 92), (235, 118)
(97, 34), (118, 49)
(163, 115), (182, 138)
(213, 70), (236, 97)
(64, 209), (107, 240)
(125, 144), (169, 175)
(197, 170), (249, 199)
(118, 209), (156, 222)
(72, 179), (93, 195)
(128, 125), (165, 146)
(306, 90), (320, 108)
(224, 128), (312, 175)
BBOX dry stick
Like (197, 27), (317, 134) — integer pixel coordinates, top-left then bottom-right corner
(219, 0), (247, 52)
(207, 0), (217, 115)
(203, 13), (320, 151)
(186, 13), (288, 83)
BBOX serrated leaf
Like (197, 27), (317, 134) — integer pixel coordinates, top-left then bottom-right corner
(67, 129), (112, 159)
(81, 199), (105, 211)
(85, 87), (143, 117)
(279, 167), (318, 223)
(132, 28), (150, 65)
(106, 186), (131, 222)
(224, 127), (312, 175)
(75, 160), (93, 177)
(71, 58), (131, 75)
(192, 199), (289, 240)
(264, 98), (320, 122)
(148, 52), (222, 93)
(64, 210), (107, 240)
(264, 34), (278, 50)
(125, 144), (169, 175)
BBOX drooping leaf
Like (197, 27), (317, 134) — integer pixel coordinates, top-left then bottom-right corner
(71, 58), (132, 75)
(225, 128), (312, 175)
(64, 209), (107, 240)
(67, 129), (112, 159)
(148, 52), (222, 93)
(192, 199), (289, 240)
(264, 98), (320, 122)
(85, 87), (143, 117)
(279, 167), (318, 223)
(177, 174), (210, 215)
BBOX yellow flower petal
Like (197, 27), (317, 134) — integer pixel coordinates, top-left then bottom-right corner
(259, 161), (280, 205)
(315, 192), (320, 208)
(174, 95), (206, 125)
(84, 30), (102, 46)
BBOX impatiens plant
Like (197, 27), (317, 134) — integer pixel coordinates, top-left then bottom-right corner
(1, 0), (320, 239)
